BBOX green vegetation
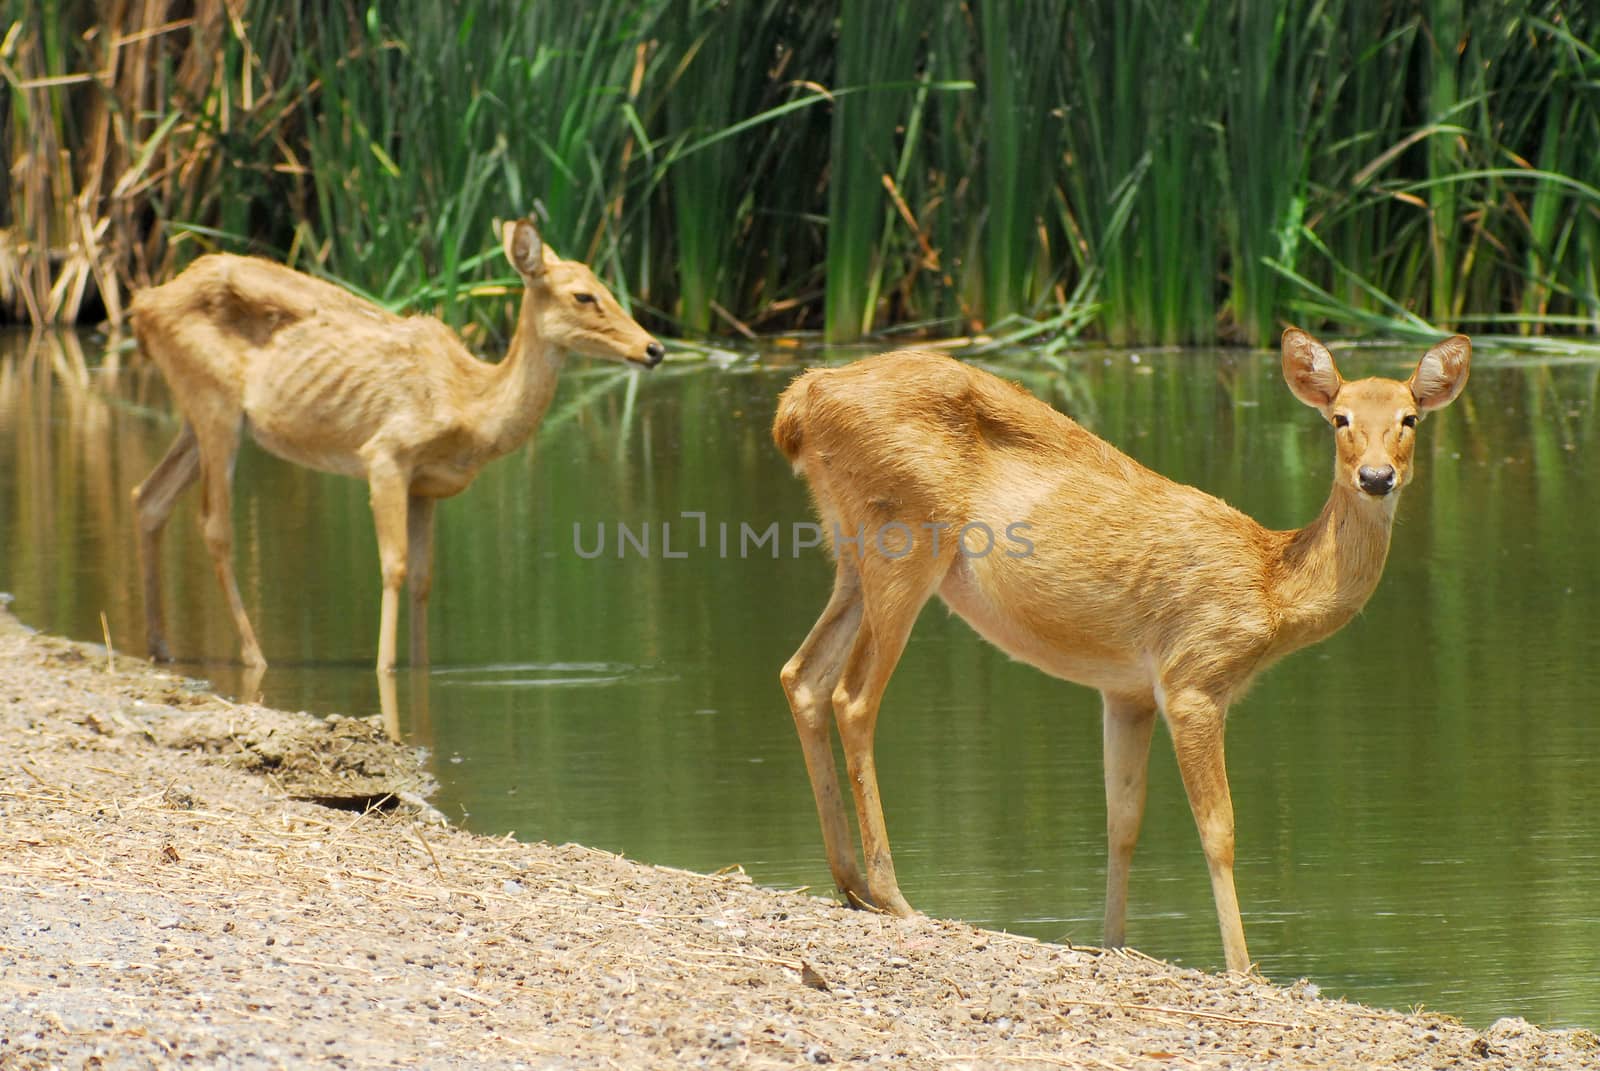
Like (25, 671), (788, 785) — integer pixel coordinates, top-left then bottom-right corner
(4, 1), (1597, 345)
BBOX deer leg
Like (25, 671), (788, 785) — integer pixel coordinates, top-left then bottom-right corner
(780, 557), (870, 908)
(1102, 691), (1158, 949)
(406, 494), (435, 667)
(367, 459), (411, 674)
(829, 557), (943, 918)
(1107, 694), (1158, 941)
(131, 423), (201, 661)
(194, 421), (265, 669)
(1161, 686), (1251, 974)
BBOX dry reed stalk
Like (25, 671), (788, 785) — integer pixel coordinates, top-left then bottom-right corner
(3, 2), (255, 326)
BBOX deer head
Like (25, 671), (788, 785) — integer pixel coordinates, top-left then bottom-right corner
(1282, 327), (1471, 499)
(502, 218), (664, 368)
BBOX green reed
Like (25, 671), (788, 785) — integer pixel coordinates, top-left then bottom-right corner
(822, 3), (920, 342)
(6, 0), (1598, 347)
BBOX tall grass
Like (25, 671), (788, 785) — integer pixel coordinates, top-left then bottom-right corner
(5, 1), (1598, 346)
(823, 3), (921, 342)
(657, 2), (835, 336)
(975, 1), (1065, 328)
(1061, 1), (1224, 347)
(1217, 0), (1335, 346)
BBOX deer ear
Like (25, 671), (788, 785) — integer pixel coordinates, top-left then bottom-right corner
(1408, 334), (1471, 412)
(1281, 327), (1343, 409)
(502, 218), (545, 279)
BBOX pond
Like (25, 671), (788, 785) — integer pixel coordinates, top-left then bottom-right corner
(2, 329), (1596, 1029)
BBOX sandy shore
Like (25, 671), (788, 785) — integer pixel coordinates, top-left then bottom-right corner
(1, 607), (1594, 1070)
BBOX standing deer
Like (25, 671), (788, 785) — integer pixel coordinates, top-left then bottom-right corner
(130, 218), (663, 672)
(774, 329), (1469, 973)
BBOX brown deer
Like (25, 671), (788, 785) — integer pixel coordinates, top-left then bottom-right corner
(773, 328), (1469, 973)
(130, 218), (663, 672)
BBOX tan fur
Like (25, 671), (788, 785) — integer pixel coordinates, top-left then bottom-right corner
(130, 218), (663, 672)
(774, 328), (1470, 973)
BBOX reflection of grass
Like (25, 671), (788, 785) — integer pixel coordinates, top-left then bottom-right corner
(6, 3), (1599, 346)
(0, 332), (125, 643)
(537, 367), (640, 440)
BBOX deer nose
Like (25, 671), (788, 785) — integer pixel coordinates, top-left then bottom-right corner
(644, 341), (665, 368)
(1357, 465), (1397, 496)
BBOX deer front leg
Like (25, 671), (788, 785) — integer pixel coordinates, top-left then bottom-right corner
(366, 458), (411, 674)
(780, 559), (870, 908)
(193, 424), (265, 669)
(1162, 685), (1251, 974)
(200, 473), (265, 669)
(829, 579), (936, 919)
(1102, 691), (1158, 949)
(131, 424), (201, 661)
(406, 494), (435, 667)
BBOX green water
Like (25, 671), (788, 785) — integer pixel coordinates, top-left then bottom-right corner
(3, 330), (1597, 1029)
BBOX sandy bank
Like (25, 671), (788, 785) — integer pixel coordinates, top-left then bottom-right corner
(1, 609), (1594, 1069)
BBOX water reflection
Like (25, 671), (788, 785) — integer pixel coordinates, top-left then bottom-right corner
(433, 661), (643, 687)
(2, 329), (1598, 1029)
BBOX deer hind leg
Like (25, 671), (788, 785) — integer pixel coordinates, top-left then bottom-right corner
(829, 548), (947, 918)
(1102, 691), (1158, 949)
(780, 554), (870, 907)
(366, 456), (412, 674)
(192, 415), (266, 669)
(1161, 685), (1251, 974)
(131, 423), (201, 661)
(405, 494), (435, 667)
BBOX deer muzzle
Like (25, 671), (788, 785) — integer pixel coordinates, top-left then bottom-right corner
(1357, 464), (1397, 496)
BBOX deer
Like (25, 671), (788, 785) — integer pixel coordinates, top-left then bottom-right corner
(129, 217), (663, 673)
(773, 328), (1470, 973)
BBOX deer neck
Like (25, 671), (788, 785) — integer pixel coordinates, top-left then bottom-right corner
(1271, 482), (1398, 653)
(480, 292), (564, 457)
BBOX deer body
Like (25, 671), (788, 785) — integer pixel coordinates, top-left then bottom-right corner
(236, 296), (557, 495)
(131, 219), (662, 672)
(931, 429), (1393, 699)
(774, 331), (1469, 973)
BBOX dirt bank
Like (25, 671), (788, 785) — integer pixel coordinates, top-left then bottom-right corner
(0, 607), (1594, 1070)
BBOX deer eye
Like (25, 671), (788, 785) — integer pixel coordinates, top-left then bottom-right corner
(1333, 413), (1350, 429)
(1401, 414), (1418, 429)
(574, 293), (597, 305)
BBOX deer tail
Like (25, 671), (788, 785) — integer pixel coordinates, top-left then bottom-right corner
(772, 373), (815, 463)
